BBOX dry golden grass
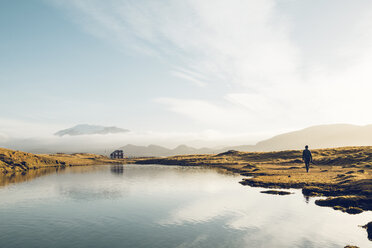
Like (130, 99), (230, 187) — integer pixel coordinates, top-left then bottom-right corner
(0, 148), (126, 174)
(135, 146), (371, 187)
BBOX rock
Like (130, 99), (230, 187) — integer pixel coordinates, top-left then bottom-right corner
(333, 206), (344, 211)
(216, 150), (240, 156)
(315, 195), (372, 213)
(331, 206), (363, 215)
(302, 186), (324, 196)
(260, 190), (292, 195)
(345, 207), (363, 214)
(362, 221), (372, 241)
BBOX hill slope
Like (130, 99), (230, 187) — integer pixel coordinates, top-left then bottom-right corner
(0, 148), (119, 173)
(119, 124), (372, 156)
(119, 144), (215, 157)
(253, 124), (372, 151)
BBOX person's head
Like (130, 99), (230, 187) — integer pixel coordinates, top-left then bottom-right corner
(305, 145), (309, 149)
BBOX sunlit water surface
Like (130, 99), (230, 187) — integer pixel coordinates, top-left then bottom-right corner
(0, 165), (370, 248)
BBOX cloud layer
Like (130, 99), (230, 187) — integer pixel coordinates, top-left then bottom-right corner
(47, 0), (372, 133)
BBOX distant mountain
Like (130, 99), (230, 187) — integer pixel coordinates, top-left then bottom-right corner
(2, 123), (371, 156)
(120, 144), (170, 157)
(118, 124), (372, 156)
(251, 124), (372, 151)
(55, 124), (129, 136)
(119, 144), (215, 157)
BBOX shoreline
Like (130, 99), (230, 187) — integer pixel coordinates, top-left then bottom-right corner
(132, 147), (372, 243)
(1, 146), (371, 214)
(133, 147), (372, 215)
(1, 146), (371, 243)
(0, 148), (128, 175)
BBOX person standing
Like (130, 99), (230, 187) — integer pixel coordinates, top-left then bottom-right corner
(302, 145), (312, 173)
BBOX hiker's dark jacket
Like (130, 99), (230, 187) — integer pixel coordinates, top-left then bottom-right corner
(302, 149), (312, 161)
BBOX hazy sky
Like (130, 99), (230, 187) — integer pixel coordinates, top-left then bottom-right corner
(1, 0), (372, 146)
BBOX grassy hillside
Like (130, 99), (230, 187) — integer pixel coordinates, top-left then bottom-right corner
(0, 147), (122, 174)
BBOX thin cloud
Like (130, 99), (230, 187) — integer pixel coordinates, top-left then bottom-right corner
(171, 70), (207, 88)
(48, 0), (372, 132)
(50, 0), (299, 88)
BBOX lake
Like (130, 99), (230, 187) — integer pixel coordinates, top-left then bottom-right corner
(0, 164), (370, 248)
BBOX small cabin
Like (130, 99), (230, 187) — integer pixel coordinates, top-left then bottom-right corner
(110, 150), (124, 159)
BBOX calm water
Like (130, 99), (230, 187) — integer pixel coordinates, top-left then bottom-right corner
(0, 165), (370, 248)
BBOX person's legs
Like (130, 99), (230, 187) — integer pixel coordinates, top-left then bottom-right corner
(305, 160), (310, 173)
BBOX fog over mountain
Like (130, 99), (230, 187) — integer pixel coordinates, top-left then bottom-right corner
(55, 124), (129, 136)
(0, 124), (371, 156)
(228, 124), (372, 152)
(119, 144), (216, 157)
(120, 124), (372, 156)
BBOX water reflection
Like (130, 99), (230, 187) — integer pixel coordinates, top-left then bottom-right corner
(304, 195), (310, 204)
(0, 165), (108, 187)
(59, 186), (123, 201)
(0, 164), (370, 248)
(0, 167), (60, 187)
(110, 165), (124, 175)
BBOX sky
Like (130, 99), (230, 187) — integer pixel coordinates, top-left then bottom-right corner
(1, 0), (372, 148)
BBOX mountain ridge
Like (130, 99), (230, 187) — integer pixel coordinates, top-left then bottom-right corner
(119, 144), (215, 157)
(118, 124), (372, 157)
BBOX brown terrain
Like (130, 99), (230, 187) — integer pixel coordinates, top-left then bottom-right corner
(0, 147), (125, 186)
(0, 147), (122, 173)
(1, 146), (371, 242)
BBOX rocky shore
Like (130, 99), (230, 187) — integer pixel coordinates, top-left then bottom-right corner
(134, 147), (372, 215)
